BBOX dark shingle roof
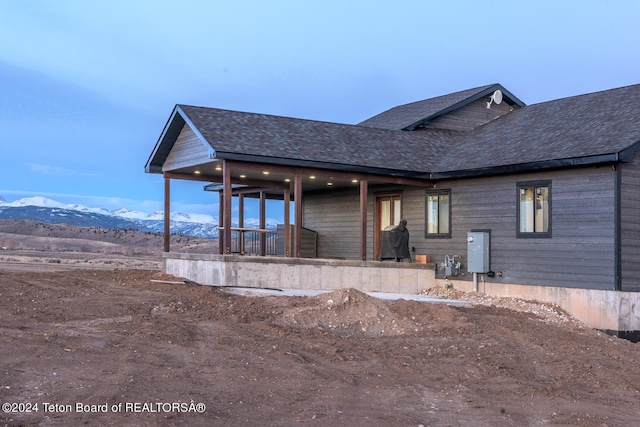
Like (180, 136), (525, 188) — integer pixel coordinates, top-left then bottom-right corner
(357, 84), (523, 131)
(178, 105), (459, 175)
(432, 83), (640, 175)
(147, 83), (640, 180)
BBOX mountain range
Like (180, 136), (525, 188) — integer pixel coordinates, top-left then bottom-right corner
(0, 196), (277, 238)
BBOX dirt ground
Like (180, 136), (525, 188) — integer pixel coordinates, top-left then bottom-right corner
(1, 262), (639, 426)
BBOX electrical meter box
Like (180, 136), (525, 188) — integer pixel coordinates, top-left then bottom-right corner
(467, 232), (489, 273)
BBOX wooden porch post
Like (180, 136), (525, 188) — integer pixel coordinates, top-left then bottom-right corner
(360, 179), (368, 261)
(238, 194), (244, 229)
(218, 191), (224, 254)
(294, 173), (303, 257)
(259, 191), (266, 256)
(163, 176), (170, 253)
(238, 194), (245, 255)
(283, 188), (291, 257)
(222, 160), (232, 254)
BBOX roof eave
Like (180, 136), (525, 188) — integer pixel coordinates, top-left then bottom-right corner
(618, 140), (640, 162)
(215, 151), (429, 178)
(144, 105), (215, 174)
(429, 153), (620, 180)
(144, 106), (184, 174)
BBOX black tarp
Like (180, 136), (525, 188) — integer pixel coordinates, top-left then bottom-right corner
(379, 219), (410, 261)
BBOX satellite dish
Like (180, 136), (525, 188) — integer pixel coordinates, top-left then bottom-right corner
(486, 89), (503, 109)
(492, 89), (503, 105)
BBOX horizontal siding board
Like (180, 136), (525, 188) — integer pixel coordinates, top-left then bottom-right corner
(405, 168), (616, 290)
(163, 125), (211, 171)
(302, 166), (619, 290)
(303, 189), (361, 260)
(620, 154), (640, 291)
(427, 98), (513, 131)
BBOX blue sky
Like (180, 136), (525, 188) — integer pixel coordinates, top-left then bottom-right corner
(1, 0), (639, 220)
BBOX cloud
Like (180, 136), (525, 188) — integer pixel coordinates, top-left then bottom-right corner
(25, 162), (100, 177)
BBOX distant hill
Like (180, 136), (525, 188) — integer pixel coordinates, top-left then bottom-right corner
(0, 196), (278, 238)
(0, 219), (218, 255)
(0, 205), (145, 230)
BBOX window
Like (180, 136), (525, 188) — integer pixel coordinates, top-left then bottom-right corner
(425, 190), (451, 238)
(517, 181), (551, 237)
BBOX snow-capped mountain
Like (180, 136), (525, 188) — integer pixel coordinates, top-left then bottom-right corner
(0, 196), (278, 238)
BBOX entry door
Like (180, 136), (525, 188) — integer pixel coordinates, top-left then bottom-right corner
(374, 194), (401, 260)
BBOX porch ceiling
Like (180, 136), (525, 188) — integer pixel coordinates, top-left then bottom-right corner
(164, 159), (435, 195)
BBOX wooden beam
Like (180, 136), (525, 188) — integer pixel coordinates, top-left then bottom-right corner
(164, 164), (434, 189)
(238, 194), (244, 229)
(222, 160), (435, 187)
(360, 179), (368, 261)
(260, 191), (266, 256)
(294, 173), (303, 257)
(218, 191), (223, 254)
(228, 187), (286, 196)
(283, 188), (291, 257)
(238, 194), (245, 255)
(163, 171), (226, 182)
(163, 176), (170, 253)
(163, 171), (290, 189)
(223, 160), (232, 254)
(368, 175), (434, 187)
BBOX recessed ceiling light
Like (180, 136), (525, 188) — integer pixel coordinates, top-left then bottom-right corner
(327, 182), (333, 186)
(284, 178), (291, 182)
(215, 166), (222, 171)
(352, 179), (358, 183)
(240, 174), (246, 178)
(263, 171), (270, 175)
(194, 170), (201, 175)
(309, 175), (316, 179)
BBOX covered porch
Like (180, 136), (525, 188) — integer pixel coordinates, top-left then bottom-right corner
(158, 161), (437, 293)
(145, 104), (437, 293)
(161, 159), (433, 261)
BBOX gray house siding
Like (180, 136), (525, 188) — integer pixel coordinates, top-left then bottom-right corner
(303, 189), (362, 260)
(620, 153), (640, 291)
(416, 168), (616, 290)
(303, 185), (418, 261)
(163, 125), (209, 171)
(425, 98), (514, 131)
(414, 167), (617, 291)
(303, 167), (617, 290)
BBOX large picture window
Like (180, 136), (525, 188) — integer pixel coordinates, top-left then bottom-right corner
(517, 181), (551, 237)
(425, 190), (451, 238)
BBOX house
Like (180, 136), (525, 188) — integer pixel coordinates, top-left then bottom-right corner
(145, 83), (640, 340)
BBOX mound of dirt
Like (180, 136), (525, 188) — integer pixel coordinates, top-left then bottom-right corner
(275, 288), (471, 337)
(3, 268), (640, 426)
(422, 286), (574, 324)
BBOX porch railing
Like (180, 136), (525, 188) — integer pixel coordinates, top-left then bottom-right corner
(228, 227), (277, 256)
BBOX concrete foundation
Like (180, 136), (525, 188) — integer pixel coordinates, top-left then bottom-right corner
(162, 252), (640, 340)
(163, 253), (436, 295)
(436, 277), (640, 339)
